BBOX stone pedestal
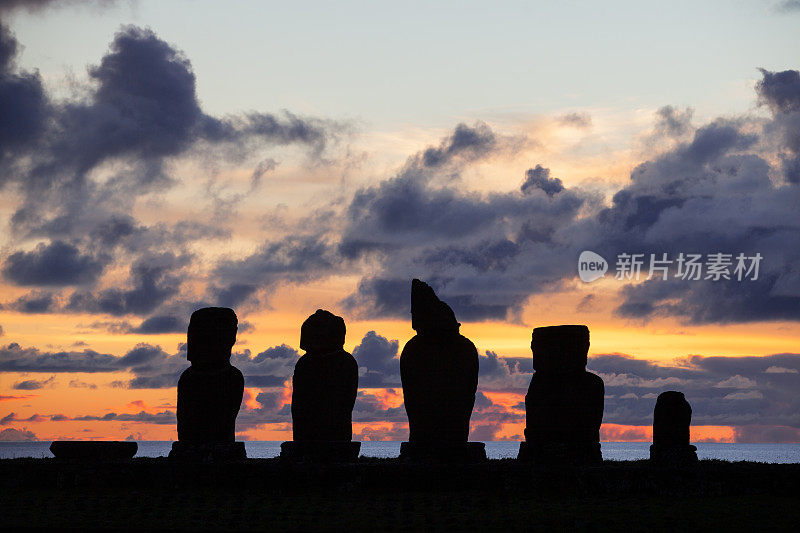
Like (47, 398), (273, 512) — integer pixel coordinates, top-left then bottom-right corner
(49, 441), (137, 460)
(399, 441), (486, 463)
(517, 441), (601, 464)
(168, 441), (247, 462)
(279, 441), (361, 462)
(649, 444), (698, 467)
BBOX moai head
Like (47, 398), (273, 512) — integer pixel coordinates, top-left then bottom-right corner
(531, 325), (590, 374)
(653, 390), (692, 446)
(186, 307), (238, 369)
(410, 279), (460, 334)
(300, 309), (346, 353)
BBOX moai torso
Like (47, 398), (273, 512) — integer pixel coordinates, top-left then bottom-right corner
(401, 331), (479, 443)
(177, 364), (244, 442)
(292, 348), (358, 441)
(653, 391), (692, 447)
(291, 309), (358, 442)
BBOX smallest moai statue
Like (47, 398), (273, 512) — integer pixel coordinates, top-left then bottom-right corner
(649, 391), (698, 466)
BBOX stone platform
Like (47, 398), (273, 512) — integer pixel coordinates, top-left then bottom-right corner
(168, 441), (247, 461)
(280, 441), (361, 462)
(399, 441), (486, 463)
(518, 441), (602, 464)
(649, 444), (699, 467)
(49, 441), (138, 460)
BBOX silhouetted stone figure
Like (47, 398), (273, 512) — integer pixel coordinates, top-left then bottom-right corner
(649, 391), (698, 466)
(170, 307), (245, 461)
(519, 325), (604, 464)
(281, 309), (360, 462)
(399, 279), (484, 462)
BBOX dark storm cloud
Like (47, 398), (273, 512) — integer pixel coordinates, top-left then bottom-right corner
(339, 69), (799, 326)
(7, 291), (56, 313)
(757, 68), (800, 183)
(0, 412), (47, 424)
(0, 338), (296, 391)
(12, 375), (54, 390)
(0, 342), (123, 372)
(2, 241), (107, 286)
(0, 23), (342, 322)
(73, 410), (175, 424)
(653, 105), (693, 137)
(0, 24), (47, 154)
(520, 164), (564, 196)
(417, 121), (499, 168)
(129, 314), (184, 334)
(478, 351), (531, 391)
(235, 389), (292, 429)
(352, 390), (407, 423)
(573, 82), (800, 325)
(234, 344), (298, 388)
(340, 149), (587, 320)
(352, 331), (400, 387)
(209, 284), (258, 309)
(213, 235), (337, 296)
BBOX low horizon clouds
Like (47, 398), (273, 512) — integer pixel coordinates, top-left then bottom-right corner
(1, 330), (799, 440)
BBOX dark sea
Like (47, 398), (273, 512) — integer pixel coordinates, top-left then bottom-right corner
(1, 441), (799, 463)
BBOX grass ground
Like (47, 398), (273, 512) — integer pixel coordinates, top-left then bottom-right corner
(1, 458), (798, 531)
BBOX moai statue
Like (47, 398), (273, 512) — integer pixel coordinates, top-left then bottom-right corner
(649, 391), (698, 466)
(281, 309), (360, 462)
(399, 279), (484, 462)
(170, 307), (246, 461)
(518, 325), (604, 464)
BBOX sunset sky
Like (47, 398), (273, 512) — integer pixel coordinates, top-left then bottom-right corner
(1, 0), (799, 444)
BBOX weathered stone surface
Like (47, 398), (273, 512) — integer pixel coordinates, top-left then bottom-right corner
(291, 309), (358, 442)
(521, 325), (604, 464)
(49, 441), (138, 460)
(280, 441), (361, 462)
(650, 391), (698, 466)
(401, 279), (479, 444)
(176, 307), (244, 444)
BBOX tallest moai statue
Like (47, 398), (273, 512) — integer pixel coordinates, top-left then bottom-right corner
(399, 279), (485, 462)
(519, 325), (604, 464)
